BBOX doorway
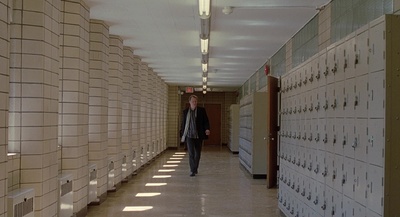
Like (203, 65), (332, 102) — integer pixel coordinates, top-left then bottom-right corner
(203, 103), (221, 146)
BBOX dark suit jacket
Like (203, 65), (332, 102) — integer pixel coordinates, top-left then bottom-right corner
(180, 106), (210, 140)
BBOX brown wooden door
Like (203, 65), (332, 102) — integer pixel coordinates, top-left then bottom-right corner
(203, 104), (221, 146)
(267, 76), (279, 188)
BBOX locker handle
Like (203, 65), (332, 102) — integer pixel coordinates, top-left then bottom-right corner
(303, 105), (307, 112)
(298, 81), (302, 87)
(323, 100), (329, 110)
(314, 164), (319, 174)
(303, 78), (308, 85)
(352, 138), (358, 149)
(333, 135), (337, 144)
(297, 107), (301, 113)
(283, 200), (287, 206)
(301, 189), (306, 196)
(308, 133), (313, 141)
(308, 162), (313, 171)
(287, 180), (291, 186)
(296, 159), (300, 166)
(331, 99), (337, 109)
(309, 103), (314, 112)
(332, 207), (335, 215)
(321, 201), (327, 210)
(307, 192), (312, 200)
(292, 157), (296, 164)
(313, 196), (319, 205)
(324, 67), (329, 76)
(293, 107), (297, 114)
(302, 160), (306, 168)
(315, 102), (320, 111)
(343, 98), (347, 107)
(344, 58), (348, 70)
(279, 197), (283, 203)
(309, 74), (314, 82)
(342, 174), (346, 185)
(302, 133), (307, 141)
(316, 71), (321, 80)
(354, 96), (359, 107)
(290, 208), (294, 215)
(297, 134), (301, 140)
(332, 63), (338, 73)
(355, 54), (359, 65)
(291, 182), (295, 189)
(333, 170), (336, 179)
(323, 134), (328, 144)
(322, 167), (328, 177)
(315, 133), (320, 142)
(343, 136), (347, 146)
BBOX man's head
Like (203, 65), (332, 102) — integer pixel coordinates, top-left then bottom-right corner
(188, 95), (198, 109)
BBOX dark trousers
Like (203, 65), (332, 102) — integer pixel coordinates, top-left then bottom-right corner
(186, 138), (203, 173)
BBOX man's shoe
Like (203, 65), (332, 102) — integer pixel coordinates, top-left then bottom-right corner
(190, 173), (195, 177)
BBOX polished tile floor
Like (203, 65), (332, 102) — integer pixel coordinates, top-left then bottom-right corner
(87, 145), (284, 217)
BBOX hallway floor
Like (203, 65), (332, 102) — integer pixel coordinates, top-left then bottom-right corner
(86, 145), (283, 217)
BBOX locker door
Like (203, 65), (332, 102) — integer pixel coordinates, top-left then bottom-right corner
(367, 164), (383, 215)
(355, 27), (369, 77)
(332, 188), (343, 217)
(324, 186), (334, 217)
(333, 154), (344, 194)
(336, 41), (346, 82)
(315, 181), (326, 217)
(316, 150), (326, 184)
(325, 152), (335, 188)
(354, 202), (366, 217)
(342, 196), (354, 217)
(344, 118), (355, 159)
(309, 56), (319, 90)
(367, 119), (384, 167)
(369, 19), (385, 73)
(334, 118), (345, 155)
(344, 78), (355, 118)
(310, 149), (319, 181)
(355, 74), (369, 118)
(304, 67), (311, 93)
(355, 119), (368, 163)
(310, 119), (318, 150)
(327, 83), (336, 118)
(317, 118), (326, 151)
(327, 45), (337, 84)
(326, 118), (335, 153)
(343, 157), (355, 199)
(368, 70), (385, 118)
(335, 80), (345, 118)
(354, 160), (367, 206)
(318, 49), (327, 87)
(345, 33), (356, 79)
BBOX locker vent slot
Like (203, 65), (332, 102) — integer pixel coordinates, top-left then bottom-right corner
(14, 197), (34, 217)
(61, 181), (73, 197)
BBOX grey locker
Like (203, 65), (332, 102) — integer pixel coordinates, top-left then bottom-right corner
(354, 160), (367, 206)
(344, 77), (355, 118)
(325, 152), (335, 188)
(355, 119), (368, 162)
(332, 189), (342, 217)
(345, 33), (357, 79)
(315, 181), (326, 217)
(368, 70), (385, 119)
(333, 154), (344, 193)
(369, 17), (385, 73)
(309, 55), (319, 90)
(316, 150), (326, 184)
(367, 119), (384, 167)
(367, 164), (383, 215)
(334, 80), (345, 118)
(335, 41), (346, 82)
(355, 26), (369, 77)
(342, 196), (354, 217)
(343, 157), (355, 199)
(326, 83), (336, 118)
(334, 118), (345, 155)
(343, 118), (355, 159)
(326, 44), (337, 85)
(318, 49), (328, 87)
(355, 74), (369, 118)
(317, 119), (326, 151)
(326, 118), (335, 153)
(324, 186), (334, 217)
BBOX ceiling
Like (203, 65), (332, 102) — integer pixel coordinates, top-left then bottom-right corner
(84, 0), (331, 92)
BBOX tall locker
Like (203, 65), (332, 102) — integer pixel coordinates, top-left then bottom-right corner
(239, 92), (268, 178)
(229, 104), (240, 153)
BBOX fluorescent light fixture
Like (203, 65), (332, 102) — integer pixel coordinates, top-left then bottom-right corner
(169, 157), (183, 160)
(153, 175), (172, 178)
(202, 76), (207, 82)
(203, 90), (207, 94)
(203, 85), (207, 89)
(201, 38), (209, 54)
(167, 161), (181, 163)
(146, 183), (167, 187)
(175, 152), (186, 155)
(123, 206), (153, 212)
(199, 0), (210, 19)
(202, 63), (208, 72)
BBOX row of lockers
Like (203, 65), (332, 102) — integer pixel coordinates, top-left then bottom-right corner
(277, 15), (399, 217)
(280, 71), (386, 120)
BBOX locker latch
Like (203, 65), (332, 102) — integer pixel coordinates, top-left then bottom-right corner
(313, 196), (319, 205)
(333, 135), (337, 144)
(293, 107), (297, 114)
(314, 164), (319, 174)
(343, 136), (347, 146)
(308, 162), (313, 171)
(331, 206), (335, 215)
(315, 133), (320, 142)
(292, 157), (296, 164)
(283, 200), (287, 206)
(352, 137), (358, 149)
(316, 71), (321, 80)
(322, 167), (328, 177)
(309, 103), (314, 112)
(331, 99), (337, 109)
(298, 80), (302, 87)
(302, 160), (306, 168)
(323, 100), (329, 110)
(333, 170), (336, 180)
(323, 134), (328, 144)
(344, 58), (348, 70)
(342, 174), (346, 185)
(354, 96), (359, 107)
(290, 207), (294, 215)
(279, 196), (283, 203)
(303, 77), (308, 85)
(296, 159), (300, 166)
(308, 133), (313, 142)
(332, 63), (338, 74)
(301, 188), (306, 196)
(291, 182), (295, 190)
(307, 192), (312, 201)
(297, 134), (301, 140)
(292, 132), (296, 139)
(324, 66), (329, 76)
(302, 133), (307, 141)
(315, 102), (320, 111)
(296, 185), (300, 193)
(298, 106), (302, 113)
(287, 179), (290, 187)
(355, 54), (359, 65)
(303, 105), (307, 113)
(321, 201), (327, 210)
(309, 74), (314, 82)
(294, 82), (297, 89)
